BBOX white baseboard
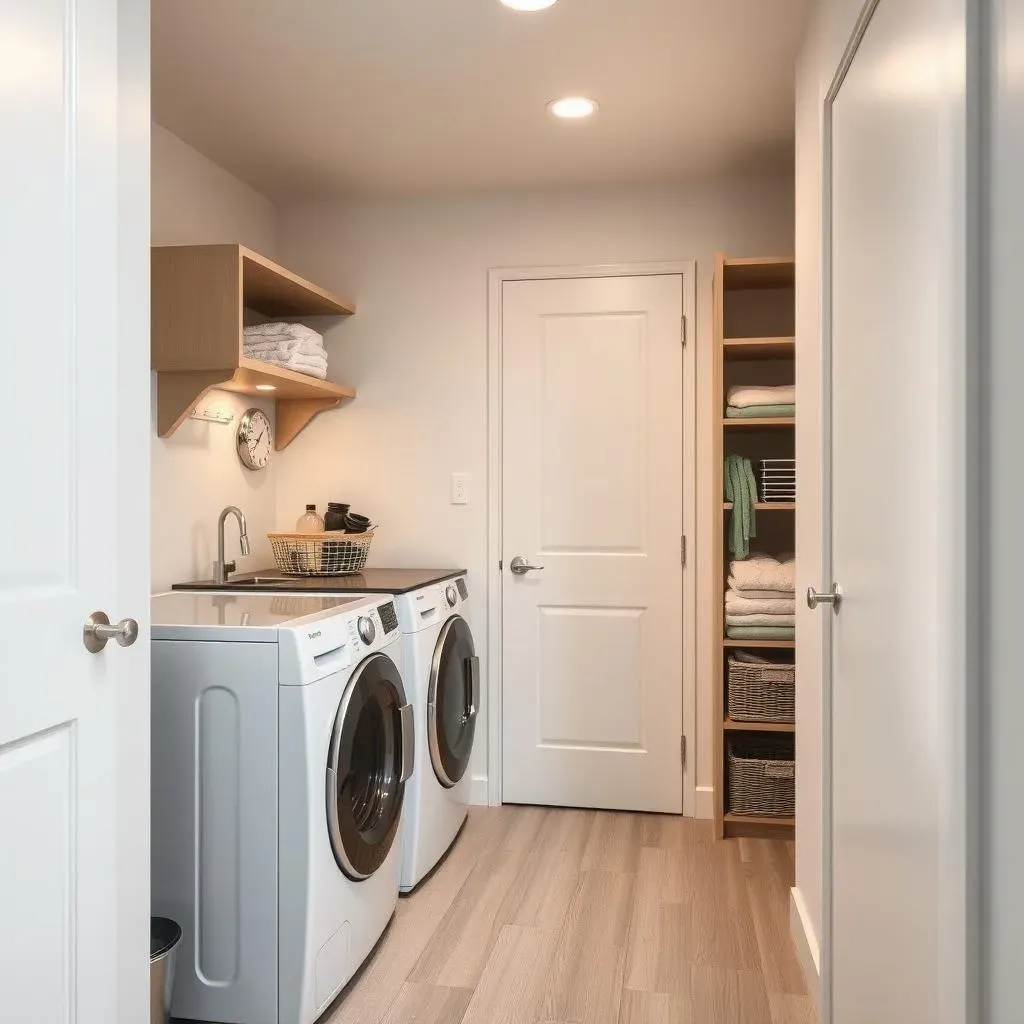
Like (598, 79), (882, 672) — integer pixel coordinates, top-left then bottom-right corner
(790, 886), (821, 1001)
(470, 774), (490, 806)
(695, 785), (715, 820)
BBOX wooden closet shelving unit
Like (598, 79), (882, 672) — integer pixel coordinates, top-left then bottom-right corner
(152, 244), (356, 450)
(712, 253), (797, 840)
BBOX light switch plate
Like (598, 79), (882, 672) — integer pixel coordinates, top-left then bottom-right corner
(450, 472), (468, 505)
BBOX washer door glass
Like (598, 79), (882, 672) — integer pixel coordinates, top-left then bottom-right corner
(326, 652), (412, 880)
(427, 615), (479, 788)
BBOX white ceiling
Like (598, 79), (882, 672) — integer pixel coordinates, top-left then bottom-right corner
(152, 0), (813, 201)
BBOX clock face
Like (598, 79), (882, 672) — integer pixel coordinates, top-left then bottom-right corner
(237, 408), (272, 470)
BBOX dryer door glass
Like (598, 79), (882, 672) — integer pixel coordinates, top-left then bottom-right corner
(326, 652), (410, 881)
(427, 615), (478, 788)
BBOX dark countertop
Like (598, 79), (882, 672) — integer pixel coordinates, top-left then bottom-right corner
(171, 567), (466, 596)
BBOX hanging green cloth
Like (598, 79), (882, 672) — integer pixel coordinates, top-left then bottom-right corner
(724, 454), (758, 559)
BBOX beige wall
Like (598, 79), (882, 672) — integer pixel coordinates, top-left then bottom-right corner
(793, 0), (871, 982)
(275, 180), (795, 794)
(150, 124), (280, 590)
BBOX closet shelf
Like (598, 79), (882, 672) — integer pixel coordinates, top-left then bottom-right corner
(724, 719), (795, 734)
(722, 417), (795, 428)
(724, 811), (794, 835)
(722, 257), (795, 291)
(723, 337), (795, 361)
(723, 502), (795, 510)
(152, 244), (356, 449)
(723, 638), (795, 650)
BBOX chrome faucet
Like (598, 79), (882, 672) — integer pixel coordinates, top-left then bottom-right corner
(214, 506), (250, 584)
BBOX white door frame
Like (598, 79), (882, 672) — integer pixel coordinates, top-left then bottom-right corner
(818, 1), (979, 1020)
(486, 261), (698, 814)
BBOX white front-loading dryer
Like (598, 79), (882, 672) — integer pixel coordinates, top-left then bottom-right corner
(394, 575), (478, 891)
(150, 592), (413, 1024)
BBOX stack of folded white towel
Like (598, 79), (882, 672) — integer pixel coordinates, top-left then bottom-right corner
(725, 554), (796, 640)
(243, 322), (328, 380)
(726, 384), (795, 420)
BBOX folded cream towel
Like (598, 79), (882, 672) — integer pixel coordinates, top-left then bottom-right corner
(725, 613), (796, 627)
(244, 321), (323, 344)
(729, 555), (796, 593)
(725, 592), (797, 616)
(731, 588), (796, 601)
(727, 384), (796, 409)
(244, 338), (326, 359)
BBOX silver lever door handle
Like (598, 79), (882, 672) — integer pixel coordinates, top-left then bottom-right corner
(806, 584), (842, 612)
(509, 555), (545, 576)
(83, 611), (140, 653)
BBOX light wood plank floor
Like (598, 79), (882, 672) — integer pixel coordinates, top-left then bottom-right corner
(324, 806), (816, 1024)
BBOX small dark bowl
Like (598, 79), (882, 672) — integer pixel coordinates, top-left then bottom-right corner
(344, 512), (371, 534)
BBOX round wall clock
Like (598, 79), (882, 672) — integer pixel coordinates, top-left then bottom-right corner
(237, 408), (272, 470)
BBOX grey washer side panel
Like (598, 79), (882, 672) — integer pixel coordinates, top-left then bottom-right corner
(151, 639), (280, 1024)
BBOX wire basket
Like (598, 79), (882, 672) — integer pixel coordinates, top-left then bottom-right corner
(727, 657), (796, 722)
(267, 530), (375, 576)
(727, 737), (795, 817)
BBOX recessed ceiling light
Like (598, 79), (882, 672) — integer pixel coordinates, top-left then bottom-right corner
(255, 384), (277, 391)
(548, 96), (598, 120)
(500, 0), (557, 9)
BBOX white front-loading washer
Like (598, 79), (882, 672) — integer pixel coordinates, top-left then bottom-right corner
(394, 575), (478, 891)
(150, 592), (413, 1024)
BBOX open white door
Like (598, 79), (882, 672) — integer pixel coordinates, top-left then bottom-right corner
(0, 1), (151, 1020)
(821, 0), (970, 1021)
(500, 273), (688, 814)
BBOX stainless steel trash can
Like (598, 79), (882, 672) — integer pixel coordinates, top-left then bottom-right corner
(150, 917), (181, 1024)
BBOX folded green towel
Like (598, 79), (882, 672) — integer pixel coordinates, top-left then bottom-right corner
(724, 454), (758, 559)
(726, 404), (796, 418)
(726, 626), (796, 639)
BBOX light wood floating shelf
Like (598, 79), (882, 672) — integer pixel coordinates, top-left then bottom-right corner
(722, 417), (795, 428)
(723, 502), (796, 510)
(723, 638), (795, 649)
(723, 337), (795, 360)
(152, 244), (356, 449)
(724, 719), (795, 734)
(723, 257), (795, 291)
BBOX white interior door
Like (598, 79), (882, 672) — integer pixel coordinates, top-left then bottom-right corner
(0, 1), (150, 1020)
(501, 274), (685, 814)
(825, 0), (968, 1020)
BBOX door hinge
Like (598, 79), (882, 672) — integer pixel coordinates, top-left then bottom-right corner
(498, 560), (503, 572)
(680, 315), (687, 346)
(680, 535), (687, 567)
(681, 735), (687, 766)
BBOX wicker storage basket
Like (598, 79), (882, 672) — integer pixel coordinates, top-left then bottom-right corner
(727, 738), (795, 817)
(267, 530), (375, 576)
(727, 657), (796, 722)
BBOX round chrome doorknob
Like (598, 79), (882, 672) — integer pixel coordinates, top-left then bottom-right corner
(807, 584), (842, 612)
(83, 611), (139, 653)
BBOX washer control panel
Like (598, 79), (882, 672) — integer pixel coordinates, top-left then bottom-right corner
(378, 601), (399, 635)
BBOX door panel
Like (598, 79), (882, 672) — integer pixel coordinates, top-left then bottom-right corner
(502, 275), (684, 813)
(537, 606), (643, 747)
(0, 0), (149, 1017)
(828, 0), (966, 1019)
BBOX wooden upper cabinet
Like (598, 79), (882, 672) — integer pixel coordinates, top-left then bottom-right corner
(151, 244), (356, 449)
